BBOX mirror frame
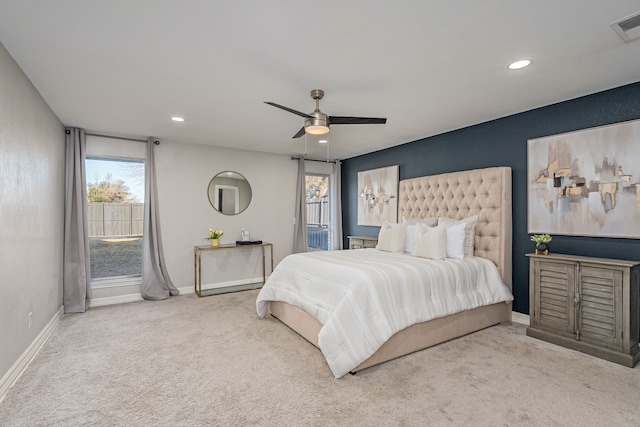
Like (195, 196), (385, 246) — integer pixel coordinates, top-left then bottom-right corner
(207, 171), (252, 215)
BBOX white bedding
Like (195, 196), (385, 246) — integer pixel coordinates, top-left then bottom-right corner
(256, 248), (513, 378)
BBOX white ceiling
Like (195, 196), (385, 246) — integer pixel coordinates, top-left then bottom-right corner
(1, 1), (639, 160)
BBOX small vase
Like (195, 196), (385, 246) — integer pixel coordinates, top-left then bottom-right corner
(535, 243), (549, 255)
(210, 238), (219, 248)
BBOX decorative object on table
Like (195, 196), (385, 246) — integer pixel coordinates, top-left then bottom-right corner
(357, 165), (399, 226)
(206, 229), (224, 247)
(236, 240), (263, 245)
(241, 228), (250, 241)
(530, 233), (552, 255)
(527, 118), (640, 239)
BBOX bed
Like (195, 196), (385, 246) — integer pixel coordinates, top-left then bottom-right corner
(257, 166), (513, 377)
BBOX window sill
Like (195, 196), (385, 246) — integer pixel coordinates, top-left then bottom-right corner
(91, 275), (142, 289)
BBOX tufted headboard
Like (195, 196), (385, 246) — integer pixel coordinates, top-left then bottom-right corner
(398, 167), (512, 291)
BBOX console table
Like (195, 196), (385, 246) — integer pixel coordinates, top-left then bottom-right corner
(194, 243), (273, 297)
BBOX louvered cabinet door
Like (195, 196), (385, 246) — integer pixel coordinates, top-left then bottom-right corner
(531, 260), (575, 335)
(577, 266), (623, 349)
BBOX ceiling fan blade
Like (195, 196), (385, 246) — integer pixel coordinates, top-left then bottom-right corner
(329, 116), (387, 125)
(292, 127), (306, 139)
(264, 102), (312, 118)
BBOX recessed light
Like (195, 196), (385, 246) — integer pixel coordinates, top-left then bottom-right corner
(319, 139), (328, 144)
(171, 116), (185, 122)
(508, 59), (532, 70)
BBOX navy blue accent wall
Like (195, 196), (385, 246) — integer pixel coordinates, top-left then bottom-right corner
(341, 81), (640, 314)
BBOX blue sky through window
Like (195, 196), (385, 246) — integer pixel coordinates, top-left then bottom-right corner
(86, 158), (145, 202)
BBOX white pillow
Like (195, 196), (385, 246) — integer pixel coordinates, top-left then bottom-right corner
(402, 217), (438, 253)
(404, 224), (417, 253)
(412, 223), (446, 260)
(444, 222), (466, 259)
(376, 222), (407, 253)
(439, 215), (478, 256)
(402, 216), (438, 227)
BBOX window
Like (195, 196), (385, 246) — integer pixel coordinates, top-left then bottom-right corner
(85, 157), (145, 284)
(305, 174), (330, 250)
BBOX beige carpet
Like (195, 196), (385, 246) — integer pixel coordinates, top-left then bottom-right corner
(1, 290), (640, 426)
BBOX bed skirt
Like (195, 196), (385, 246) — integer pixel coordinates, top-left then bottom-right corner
(269, 300), (512, 373)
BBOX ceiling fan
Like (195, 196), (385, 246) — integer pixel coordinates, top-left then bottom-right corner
(265, 89), (387, 139)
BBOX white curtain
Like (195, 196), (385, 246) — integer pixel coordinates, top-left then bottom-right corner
(63, 128), (91, 313)
(292, 157), (308, 253)
(141, 138), (180, 299)
(330, 160), (343, 250)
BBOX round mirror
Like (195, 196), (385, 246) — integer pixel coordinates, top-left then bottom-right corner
(208, 171), (252, 215)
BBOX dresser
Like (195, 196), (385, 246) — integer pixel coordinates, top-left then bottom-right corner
(347, 235), (378, 249)
(526, 253), (640, 367)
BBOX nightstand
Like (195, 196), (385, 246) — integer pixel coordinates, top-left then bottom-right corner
(347, 235), (378, 250)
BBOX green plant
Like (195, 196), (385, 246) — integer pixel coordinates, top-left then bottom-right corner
(530, 234), (552, 245)
(206, 228), (224, 240)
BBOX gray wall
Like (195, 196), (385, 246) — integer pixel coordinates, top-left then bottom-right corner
(155, 141), (297, 289)
(0, 40), (299, 386)
(85, 117), (298, 302)
(342, 81), (640, 314)
(0, 42), (65, 381)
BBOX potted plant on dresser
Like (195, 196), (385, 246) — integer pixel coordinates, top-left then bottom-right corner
(530, 233), (552, 255)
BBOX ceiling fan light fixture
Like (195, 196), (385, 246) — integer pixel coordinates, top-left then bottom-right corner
(305, 125), (330, 135)
(305, 117), (330, 135)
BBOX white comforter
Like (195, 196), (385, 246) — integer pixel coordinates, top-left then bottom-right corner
(256, 248), (513, 378)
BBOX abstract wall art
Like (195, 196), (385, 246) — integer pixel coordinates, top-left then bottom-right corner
(528, 119), (640, 238)
(357, 165), (398, 226)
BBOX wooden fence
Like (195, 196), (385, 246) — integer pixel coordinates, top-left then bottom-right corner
(88, 203), (144, 237)
(88, 200), (327, 240)
(306, 199), (329, 226)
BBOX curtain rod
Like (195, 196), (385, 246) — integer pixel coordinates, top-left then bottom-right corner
(290, 156), (336, 164)
(68, 129), (159, 145)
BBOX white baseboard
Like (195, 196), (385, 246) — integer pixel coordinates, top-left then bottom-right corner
(90, 277), (265, 307)
(200, 277), (265, 290)
(89, 293), (144, 308)
(178, 285), (194, 295)
(179, 277), (265, 295)
(0, 305), (64, 403)
(511, 312), (530, 325)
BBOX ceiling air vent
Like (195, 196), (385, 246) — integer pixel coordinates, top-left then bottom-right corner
(611, 11), (640, 42)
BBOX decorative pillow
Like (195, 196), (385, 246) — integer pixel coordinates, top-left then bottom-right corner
(404, 224), (417, 253)
(412, 223), (446, 260)
(444, 222), (466, 260)
(376, 222), (407, 253)
(438, 215), (478, 256)
(402, 216), (438, 226)
(402, 217), (438, 253)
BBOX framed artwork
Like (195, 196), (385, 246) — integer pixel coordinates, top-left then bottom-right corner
(357, 165), (398, 226)
(527, 119), (640, 238)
